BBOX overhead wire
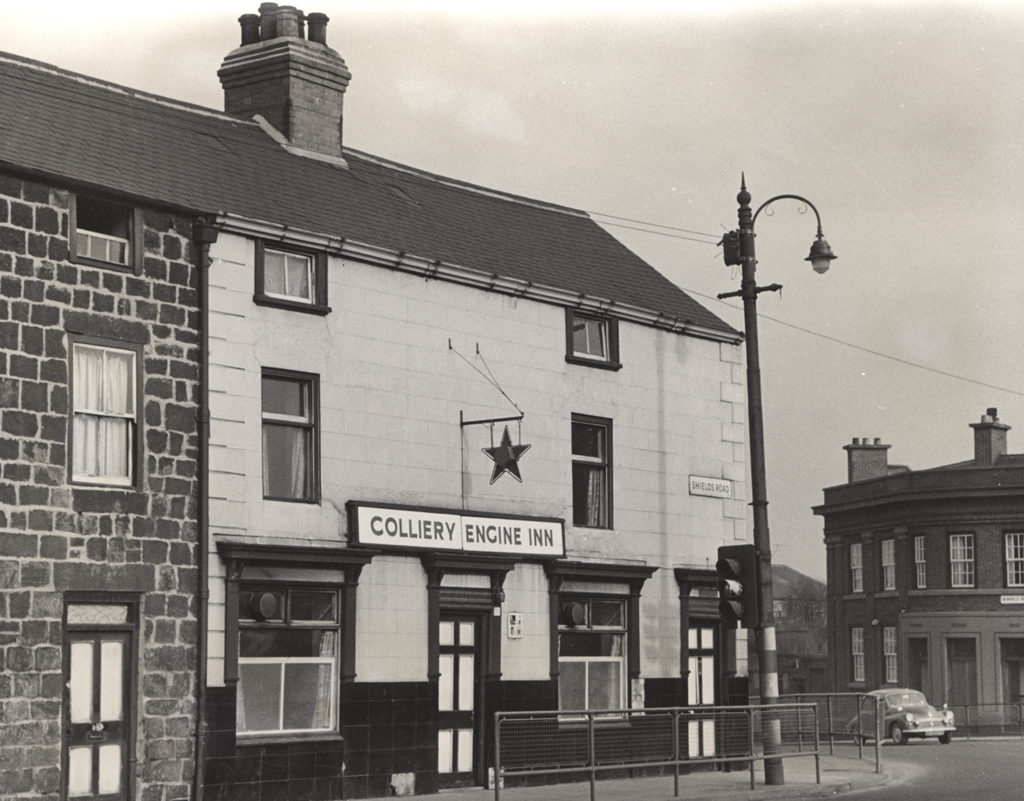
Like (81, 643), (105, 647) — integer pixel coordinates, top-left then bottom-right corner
(586, 209), (1024, 399)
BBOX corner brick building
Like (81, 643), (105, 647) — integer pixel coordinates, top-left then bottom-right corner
(2, 5), (756, 800)
(815, 409), (1024, 717)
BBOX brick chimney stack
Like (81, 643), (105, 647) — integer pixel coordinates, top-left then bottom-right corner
(970, 407), (1010, 465)
(219, 4), (351, 160)
(843, 437), (891, 483)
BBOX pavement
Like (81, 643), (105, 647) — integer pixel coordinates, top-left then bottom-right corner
(440, 750), (905, 801)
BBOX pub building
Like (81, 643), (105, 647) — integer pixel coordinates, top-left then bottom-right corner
(0, 5), (754, 801)
(200, 10), (749, 796)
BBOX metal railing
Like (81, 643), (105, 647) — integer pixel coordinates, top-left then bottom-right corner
(780, 693), (884, 773)
(493, 703), (820, 801)
(945, 703), (1024, 740)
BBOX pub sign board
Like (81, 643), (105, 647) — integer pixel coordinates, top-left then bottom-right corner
(347, 501), (565, 558)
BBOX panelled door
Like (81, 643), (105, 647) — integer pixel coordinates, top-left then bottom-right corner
(687, 624), (716, 757)
(437, 615), (481, 788)
(64, 628), (132, 801)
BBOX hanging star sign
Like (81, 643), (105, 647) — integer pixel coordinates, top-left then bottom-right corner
(482, 425), (531, 484)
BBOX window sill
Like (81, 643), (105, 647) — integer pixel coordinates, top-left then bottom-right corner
(262, 496), (321, 504)
(565, 355), (622, 371)
(254, 294), (331, 316)
(71, 479), (142, 492)
(237, 732), (343, 748)
(70, 253), (139, 274)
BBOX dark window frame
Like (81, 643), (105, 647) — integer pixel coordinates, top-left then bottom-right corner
(254, 240), (331, 315)
(261, 368), (320, 504)
(216, 543), (377, 746)
(565, 309), (621, 371)
(68, 192), (144, 275)
(571, 414), (613, 530)
(545, 561), (657, 711)
(556, 593), (628, 712)
(237, 582), (343, 738)
(67, 334), (144, 491)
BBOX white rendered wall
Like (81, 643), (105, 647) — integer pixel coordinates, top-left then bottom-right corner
(205, 233), (747, 686)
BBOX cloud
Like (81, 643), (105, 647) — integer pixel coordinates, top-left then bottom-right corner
(398, 72), (526, 142)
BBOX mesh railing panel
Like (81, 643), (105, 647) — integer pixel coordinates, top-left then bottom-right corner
(781, 694), (881, 740)
(497, 703), (820, 775)
(947, 703), (1024, 737)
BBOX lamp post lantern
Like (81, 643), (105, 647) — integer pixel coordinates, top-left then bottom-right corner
(719, 175), (835, 786)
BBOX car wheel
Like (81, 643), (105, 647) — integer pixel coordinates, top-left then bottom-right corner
(938, 731), (952, 744)
(890, 723), (907, 745)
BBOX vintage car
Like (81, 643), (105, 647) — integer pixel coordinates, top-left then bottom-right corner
(847, 689), (955, 745)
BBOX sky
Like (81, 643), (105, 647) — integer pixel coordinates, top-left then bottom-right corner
(5, 0), (1024, 581)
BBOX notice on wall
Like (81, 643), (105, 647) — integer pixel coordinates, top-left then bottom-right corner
(1001, 595), (1024, 605)
(688, 475), (732, 499)
(348, 502), (565, 557)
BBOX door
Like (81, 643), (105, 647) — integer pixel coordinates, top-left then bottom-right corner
(64, 631), (131, 801)
(687, 625), (716, 757)
(437, 615), (480, 788)
(945, 637), (977, 707)
(907, 638), (929, 693)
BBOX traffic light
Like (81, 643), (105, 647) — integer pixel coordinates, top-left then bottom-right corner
(716, 544), (759, 629)
(720, 230), (741, 266)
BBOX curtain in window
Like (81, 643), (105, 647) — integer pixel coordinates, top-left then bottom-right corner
(262, 426), (308, 499)
(586, 469), (603, 527)
(312, 631), (336, 729)
(73, 347), (132, 479)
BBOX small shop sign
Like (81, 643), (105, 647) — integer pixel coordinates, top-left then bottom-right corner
(1000, 595), (1024, 605)
(347, 501), (565, 557)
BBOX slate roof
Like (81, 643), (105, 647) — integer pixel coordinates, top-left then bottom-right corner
(0, 52), (737, 338)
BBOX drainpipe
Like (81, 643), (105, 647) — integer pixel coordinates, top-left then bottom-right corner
(192, 219), (218, 801)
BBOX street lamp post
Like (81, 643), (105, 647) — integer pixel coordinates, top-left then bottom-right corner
(719, 175), (836, 786)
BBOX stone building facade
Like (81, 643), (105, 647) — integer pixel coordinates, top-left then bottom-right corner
(0, 174), (201, 801)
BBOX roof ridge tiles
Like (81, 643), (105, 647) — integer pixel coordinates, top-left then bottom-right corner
(0, 50), (252, 125)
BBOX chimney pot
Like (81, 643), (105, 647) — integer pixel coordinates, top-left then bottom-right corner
(852, 438), (860, 445)
(275, 6), (301, 38)
(259, 2), (279, 39)
(239, 14), (261, 45)
(988, 407), (998, 419)
(307, 12), (329, 44)
(873, 438), (881, 445)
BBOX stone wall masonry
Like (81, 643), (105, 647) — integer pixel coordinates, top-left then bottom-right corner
(0, 174), (199, 801)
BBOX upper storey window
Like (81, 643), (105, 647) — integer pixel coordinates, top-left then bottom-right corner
(881, 539), (896, 591)
(71, 341), (139, 487)
(69, 193), (143, 274)
(950, 534), (975, 588)
(255, 242), (330, 314)
(572, 415), (612, 529)
(1006, 533), (1024, 588)
(262, 371), (319, 502)
(565, 311), (621, 370)
(850, 542), (863, 593)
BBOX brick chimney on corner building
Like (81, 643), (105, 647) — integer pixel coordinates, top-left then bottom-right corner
(970, 407), (1010, 465)
(844, 437), (890, 483)
(219, 3), (351, 159)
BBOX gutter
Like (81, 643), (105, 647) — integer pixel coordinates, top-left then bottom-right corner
(215, 213), (744, 346)
(191, 219), (219, 801)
